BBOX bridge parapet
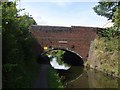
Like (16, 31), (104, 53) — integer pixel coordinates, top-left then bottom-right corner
(30, 25), (102, 61)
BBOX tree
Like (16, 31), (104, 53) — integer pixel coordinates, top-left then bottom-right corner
(113, 3), (120, 27)
(93, 1), (120, 39)
(2, 1), (37, 88)
(2, 1), (37, 64)
(93, 1), (120, 27)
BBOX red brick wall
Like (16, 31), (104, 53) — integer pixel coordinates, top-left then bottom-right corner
(30, 25), (99, 61)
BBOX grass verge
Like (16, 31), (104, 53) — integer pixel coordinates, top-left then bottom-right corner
(87, 36), (120, 78)
(47, 67), (64, 89)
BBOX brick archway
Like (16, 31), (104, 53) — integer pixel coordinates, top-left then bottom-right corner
(41, 47), (83, 59)
(30, 25), (101, 62)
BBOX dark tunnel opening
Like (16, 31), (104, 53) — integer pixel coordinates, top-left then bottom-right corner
(61, 51), (84, 66)
(38, 49), (84, 69)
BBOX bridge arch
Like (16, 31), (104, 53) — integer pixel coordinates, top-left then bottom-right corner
(30, 25), (99, 61)
(41, 47), (84, 66)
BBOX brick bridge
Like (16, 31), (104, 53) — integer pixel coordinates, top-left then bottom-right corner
(30, 25), (101, 62)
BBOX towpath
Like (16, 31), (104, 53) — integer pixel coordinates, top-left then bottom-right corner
(33, 64), (50, 88)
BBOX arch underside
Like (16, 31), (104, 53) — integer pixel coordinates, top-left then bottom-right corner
(41, 48), (82, 58)
(41, 47), (84, 66)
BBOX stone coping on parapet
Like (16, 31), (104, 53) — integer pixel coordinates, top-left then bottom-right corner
(71, 25), (102, 29)
(31, 25), (101, 28)
(30, 25), (71, 31)
(31, 25), (71, 28)
(30, 25), (102, 32)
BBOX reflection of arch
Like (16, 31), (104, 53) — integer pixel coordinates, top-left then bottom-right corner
(41, 48), (84, 66)
(57, 66), (84, 84)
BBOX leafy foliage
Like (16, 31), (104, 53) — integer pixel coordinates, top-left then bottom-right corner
(47, 67), (64, 88)
(94, 1), (120, 39)
(97, 26), (120, 39)
(2, 1), (39, 88)
(48, 50), (71, 67)
(113, 3), (120, 27)
(88, 36), (119, 77)
(93, 1), (120, 27)
(93, 2), (118, 20)
(92, 1), (120, 78)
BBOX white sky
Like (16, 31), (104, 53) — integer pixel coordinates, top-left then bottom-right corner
(16, 0), (109, 28)
(50, 57), (70, 70)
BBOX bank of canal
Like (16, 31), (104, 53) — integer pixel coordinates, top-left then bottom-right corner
(37, 49), (119, 88)
(59, 66), (119, 88)
(34, 58), (119, 88)
(49, 58), (119, 88)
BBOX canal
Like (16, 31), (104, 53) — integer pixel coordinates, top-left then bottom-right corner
(50, 60), (119, 88)
(49, 57), (119, 88)
(42, 50), (119, 88)
(57, 66), (119, 88)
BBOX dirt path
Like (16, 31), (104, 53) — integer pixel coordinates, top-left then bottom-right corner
(33, 64), (50, 88)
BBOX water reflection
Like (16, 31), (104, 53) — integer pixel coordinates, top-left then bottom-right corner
(50, 58), (119, 88)
(46, 50), (119, 88)
(57, 66), (84, 84)
(64, 67), (119, 88)
(50, 57), (71, 70)
(49, 58), (119, 88)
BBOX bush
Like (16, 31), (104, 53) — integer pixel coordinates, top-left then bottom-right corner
(98, 26), (120, 39)
(47, 67), (64, 88)
(2, 1), (39, 88)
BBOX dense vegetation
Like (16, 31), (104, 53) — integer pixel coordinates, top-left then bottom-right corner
(94, 26), (120, 77)
(47, 67), (64, 88)
(86, 1), (120, 78)
(2, 1), (40, 88)
(93, 1), (120, 60)
(87, 33), (119, 77)
(93, 1), (120, 27)
(2, 0), (120, 88)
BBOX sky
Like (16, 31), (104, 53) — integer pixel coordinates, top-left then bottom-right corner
(16, 0), (109, 28)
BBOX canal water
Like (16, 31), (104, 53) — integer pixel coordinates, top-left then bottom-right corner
(50, 57), (119, 88)
(45, 50), (119, 88)
(59, 66), (119, 88)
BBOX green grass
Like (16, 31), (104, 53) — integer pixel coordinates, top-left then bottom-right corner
(47, 67), (64, 89)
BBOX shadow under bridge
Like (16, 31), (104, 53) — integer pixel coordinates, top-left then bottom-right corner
(41, 48), (84, 66)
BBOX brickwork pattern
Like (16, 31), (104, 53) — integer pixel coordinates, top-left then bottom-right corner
(30, 25), (100, 61)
